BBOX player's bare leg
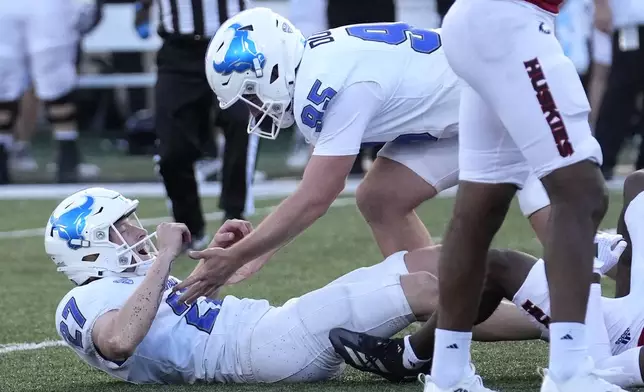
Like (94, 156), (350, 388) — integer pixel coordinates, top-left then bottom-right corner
(614, 170), (644, 297)
(403, 244), (544, 338)
(429, 181), (516, 386)
(338, 181), (518, 387)
(330, 248), (541, 381)
(381, 245), (543, 336)
(410, 245), (534, 354)
(588, 62), (610, 130)
(357, 157), (436, 256)
(0, 100), (19, 184)
(12, 88), (40, 172)
(527, 206), (550, 246)
(472, 301), (544, 342)
(539, 160), (608, 379)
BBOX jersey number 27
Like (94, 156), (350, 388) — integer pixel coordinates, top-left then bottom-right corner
(59, 297), (87, 349)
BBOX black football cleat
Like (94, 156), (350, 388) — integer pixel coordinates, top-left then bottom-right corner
(329, 327), (431, 383)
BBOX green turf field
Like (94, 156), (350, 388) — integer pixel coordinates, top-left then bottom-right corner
(0, 190), (640, 392)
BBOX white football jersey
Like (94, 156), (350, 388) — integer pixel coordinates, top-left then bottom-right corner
(293, 23), (462, 157)
(55, 276), (271, 384)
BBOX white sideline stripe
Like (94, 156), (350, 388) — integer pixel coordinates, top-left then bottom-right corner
(0, 178), (369, 200)
(0, 197), (358, 240)
(0, 340), (67, 354)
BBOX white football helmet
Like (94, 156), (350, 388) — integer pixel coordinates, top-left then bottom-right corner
(205, 7), (306, 140)
(45, 187), (157, 285)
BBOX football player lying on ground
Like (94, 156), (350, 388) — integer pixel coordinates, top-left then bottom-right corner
(331, 170), (644, 389)
(51, 187), (551, 384)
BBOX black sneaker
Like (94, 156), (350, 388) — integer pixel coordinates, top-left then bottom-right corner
(329, 328), (431, 383)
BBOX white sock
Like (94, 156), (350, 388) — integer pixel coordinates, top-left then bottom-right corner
(586, 284), (611, 363)
(430, 329), (472, 388)
(13, 140), (28, 150)
(403, 335), (430, 370)
(549, 322), (588, 382)
(0, 134), (13, 148)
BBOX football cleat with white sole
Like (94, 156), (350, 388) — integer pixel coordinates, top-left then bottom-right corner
(417, 365), (497, 392)
(539, 357), (627, 392)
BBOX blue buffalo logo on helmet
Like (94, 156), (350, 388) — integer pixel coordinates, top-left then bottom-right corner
(213, 23), (267, 77)
(49, 196), (95, 250)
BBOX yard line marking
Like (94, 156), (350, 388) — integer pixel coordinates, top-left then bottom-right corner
(0, 340), (67, 354)
(0, 198), (358, 240)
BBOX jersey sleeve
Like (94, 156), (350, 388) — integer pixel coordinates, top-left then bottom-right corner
(55, 278), (140, 362)
(312, 82), (384, 157)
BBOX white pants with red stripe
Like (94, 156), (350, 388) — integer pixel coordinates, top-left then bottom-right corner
(441, 0), (602, 186)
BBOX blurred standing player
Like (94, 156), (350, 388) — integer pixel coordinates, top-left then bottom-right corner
(398, 0), (620, 390)
(0, 0), (100, 184)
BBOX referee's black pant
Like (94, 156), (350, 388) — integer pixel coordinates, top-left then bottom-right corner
(595, 25), (644, 178)
(155, 38), (256, 238)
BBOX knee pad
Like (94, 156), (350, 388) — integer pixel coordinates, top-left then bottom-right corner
(44, 91), (76, 125)
(517, 173), (551, 217)
(0, 101), (20, 131)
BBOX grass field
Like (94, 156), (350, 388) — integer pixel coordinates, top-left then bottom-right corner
(0, 189), (640, 392)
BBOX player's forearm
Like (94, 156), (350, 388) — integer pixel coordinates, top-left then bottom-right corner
(230, 192), (331, 263)
(109, 252), (175, 355)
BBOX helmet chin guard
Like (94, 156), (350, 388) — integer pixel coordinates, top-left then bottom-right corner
(205, 7), (305, 141)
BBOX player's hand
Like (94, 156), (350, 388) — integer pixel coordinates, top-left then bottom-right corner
(209, 219), (253, 249)
(225, 257), (265, 285)
(156, 222), (192, 260)
(134, 1), (152, 38)
(594, 232), (628, 275)
(594, 2), (612, 34)
(172, 247), (242, 304)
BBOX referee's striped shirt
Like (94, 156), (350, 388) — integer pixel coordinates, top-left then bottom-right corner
(157, 0), (250, 39)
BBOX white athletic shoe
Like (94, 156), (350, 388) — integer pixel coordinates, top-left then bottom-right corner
(539, 357), (627, 392)
(418, 365), (497, 392)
